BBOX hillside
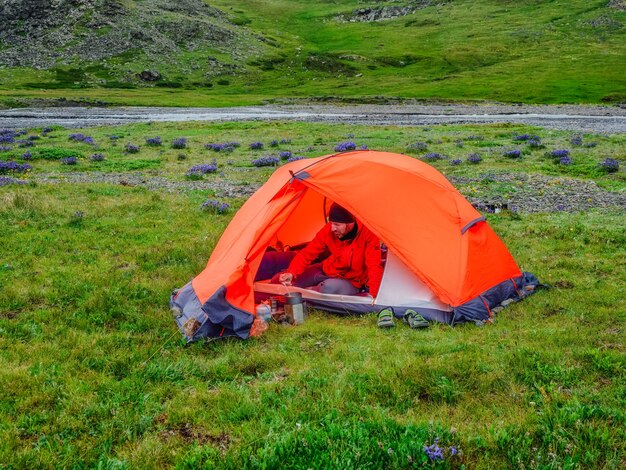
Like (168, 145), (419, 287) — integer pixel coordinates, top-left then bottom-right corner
(0, 0), (271, 87)
(0, 0), (625, 105)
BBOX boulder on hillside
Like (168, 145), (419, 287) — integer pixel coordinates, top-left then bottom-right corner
(138, 70), (161, 81)
(0, 0), (268, 76)
(335, 1), (444, 23)
(608, 0), (625, 11)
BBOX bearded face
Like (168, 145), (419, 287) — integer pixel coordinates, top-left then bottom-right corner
(330, 221), (355, 239)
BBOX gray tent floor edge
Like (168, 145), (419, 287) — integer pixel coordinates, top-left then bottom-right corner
(170, 283), (253, 342)
(452, 272), (543, 325)
(170, 272), (542, 342)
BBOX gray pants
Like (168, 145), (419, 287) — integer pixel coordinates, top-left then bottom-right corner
(256, 251), (359, 295)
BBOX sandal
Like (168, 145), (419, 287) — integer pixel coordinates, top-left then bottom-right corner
(377, 308), (395, 328)
(403, 309), (429, 329)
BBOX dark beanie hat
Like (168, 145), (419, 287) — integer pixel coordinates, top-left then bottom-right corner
(328, 203), (354, 223)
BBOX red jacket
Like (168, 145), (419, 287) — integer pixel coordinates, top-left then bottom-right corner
(287, 222), (383, 297)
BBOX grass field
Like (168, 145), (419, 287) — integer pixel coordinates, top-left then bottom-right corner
(1, 121), (625, 468)
(1, 0), (625, 106)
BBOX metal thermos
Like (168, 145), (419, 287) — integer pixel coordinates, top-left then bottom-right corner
(284, 292), (305, 325)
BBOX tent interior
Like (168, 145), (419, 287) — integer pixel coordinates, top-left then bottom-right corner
(251, 190), (454, 320)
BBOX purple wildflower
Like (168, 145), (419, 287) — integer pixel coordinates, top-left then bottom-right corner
(0, 146), (13, 152)
(504, 149), (522, 158)
(146, 136), (162, 146)
(0, 160), (32, 174)
(450, 159), (463, 166)
(549, 149), (570, 159)
(90, 153), (105, 162)
(27, 135), (40, 141)
(201, 199), (230, 214)
(61, 157), (78, 165)
(528, 138), (543, 149)
(600, 158), (619, 173)
(280, 138), (291, 144)
(409, 141), (428, 151)
(69, 133), (86, 141)
(172, 137), (187, 149)
(570, 135), (583, 146)
(83, 136), (95, 145)
(109, 135), (121, 141)
(0, 176), (28, 186)
(269, 140), (279, 147)
(424, 439), (444, 462)
(467, 153), (482, 164)
(279, 151), (292, 160)
(514, 134), (540, 142)
(186, 161), (218, 178)
(559, 156), (572, 165)
(422, 152), (442, 161)
(0, 161), (16, 173)
(334, 141), (357, 152)
(359, 144), (368, 150)
(125, 143), (140, 153)
(21, 151), (32, 160)
(225, 142), (239, 151)
(249, 141), (264, 150)
(0, 130), (16, 144)
(42, 127), (54, 134)
(218, 143), (232, 153)
(251, 156), (279, 167)
(205, 142), (239, 152)
(17, 140), (34, 148)
(287, 155), (306, 162)
(450, 446), (458, 456)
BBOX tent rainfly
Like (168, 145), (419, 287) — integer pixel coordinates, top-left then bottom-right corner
(171, 150), (540, 342)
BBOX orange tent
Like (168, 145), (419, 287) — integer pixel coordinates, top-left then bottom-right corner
(171, 150), (538, 341)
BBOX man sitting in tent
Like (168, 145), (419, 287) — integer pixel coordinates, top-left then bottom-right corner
(257, 203), (384, 297)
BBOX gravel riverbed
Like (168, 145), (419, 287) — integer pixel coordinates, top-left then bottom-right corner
(2, 103), (626, 133)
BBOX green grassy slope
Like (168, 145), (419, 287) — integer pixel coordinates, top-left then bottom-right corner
(1, 0), (625, 105)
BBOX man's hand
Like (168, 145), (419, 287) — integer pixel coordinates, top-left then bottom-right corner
(278, 272), (294, 285)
